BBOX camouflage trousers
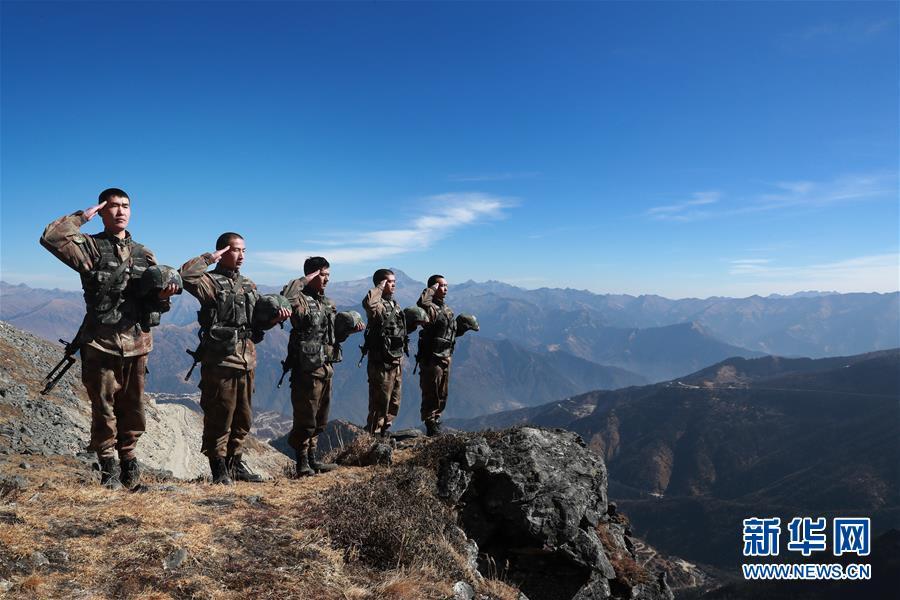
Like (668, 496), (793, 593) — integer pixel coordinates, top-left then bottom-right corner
(366, 361), (402, 434)
(419, 357), (451, 423)
(288, 365), (333, 452)
(199, 364), (254, 458)
(80, 345), (148, 461)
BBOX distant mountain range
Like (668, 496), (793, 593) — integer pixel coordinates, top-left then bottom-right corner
(3, 277), (897, 425)
(448, 350), (900, 568)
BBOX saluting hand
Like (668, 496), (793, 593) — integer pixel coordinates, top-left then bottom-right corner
(305, 269), (321, 283)
(158, 283), (179, 299)
(354, 322), (365, 332)
(83, 201), (107, 221)
(210, 246), (232, 262)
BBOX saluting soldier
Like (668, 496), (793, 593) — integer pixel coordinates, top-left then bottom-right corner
(179, 233), (290, 484)
(361, 269), (408, 437)
(39, 188), (178, 489)
(282, 257), (362, 476)
(416, 274), (478, 436)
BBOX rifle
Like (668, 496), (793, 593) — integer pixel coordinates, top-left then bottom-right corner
(41, 322), (87, 395)
(357, 328), (370, 367)
(277, 343), (296, 388)
(184, 344), (202, 381)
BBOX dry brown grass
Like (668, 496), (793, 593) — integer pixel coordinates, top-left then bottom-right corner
(596, 522), (653, 587)
(322, 464), (472, 579)
(0, 451), (513, 599)
(477, 577), (524, 600)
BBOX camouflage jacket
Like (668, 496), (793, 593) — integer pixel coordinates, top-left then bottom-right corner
(39, 211), (169, 357)
(179, 253), (258, 371)
(282, 276), (338, 376)
(417, 287), (455, 365)
(362, 286), (404, 366)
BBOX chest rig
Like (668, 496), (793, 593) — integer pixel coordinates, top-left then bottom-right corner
(363, 297), (408, 363)
(418, 303), (457, 361)
(80, 236), (149, 327)
(289, 290), (339, 372)
(197, 271), (258, 357)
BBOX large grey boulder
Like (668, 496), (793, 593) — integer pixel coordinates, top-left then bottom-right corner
(435, 427), (672, 600)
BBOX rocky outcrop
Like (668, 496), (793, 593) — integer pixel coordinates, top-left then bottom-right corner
(0, 321), (291, 480)
(435, 427), (673, 600)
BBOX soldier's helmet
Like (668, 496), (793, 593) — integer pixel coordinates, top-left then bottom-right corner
(140, 265), (183, 297)
(252, 294), (292, 328)
(456, 314), (480, 335)
(334, 310), (364, 343)
(403, 306), (428, 332)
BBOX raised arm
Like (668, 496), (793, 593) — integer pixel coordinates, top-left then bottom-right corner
(39, 202), (106, 272)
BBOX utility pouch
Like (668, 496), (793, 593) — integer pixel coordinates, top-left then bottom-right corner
(297, 340), (326, 371)
(204, 325), (238, 357)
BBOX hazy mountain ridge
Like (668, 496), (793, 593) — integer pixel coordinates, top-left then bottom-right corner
(4, 279), (896, 425)
(448, 350), (900, 568)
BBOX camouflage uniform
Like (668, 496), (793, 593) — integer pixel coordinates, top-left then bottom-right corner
(417, 287), (456, 427)
(40, 211), (169, 460)
(179, 254), (260, 459)
(362, 287), (405, 434)
(282, 276), (340, 455)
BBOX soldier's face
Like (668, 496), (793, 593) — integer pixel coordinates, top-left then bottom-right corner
(309, 267), (329, 293)
(219, 237), (246, 270)
(100, 196), (130, 233)
(384, 274), (397, 296)
(435, 277), (448, 300)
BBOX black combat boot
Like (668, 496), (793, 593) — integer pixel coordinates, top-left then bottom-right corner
(379, 423), (391, 438)
(295, 449), (315, 477)
(209, 456), (234, 485)
(307, 447), (338, 473)
(119, 457), (140, 489)
(99, 456), (123, 490)
(227, 454), (264, 483)
(425, 419), (441, 437)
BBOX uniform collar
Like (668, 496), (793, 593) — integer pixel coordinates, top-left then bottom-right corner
(303, 285), (325, 301)
(98, 230), (133, 246)
(214, 266), (240, 280)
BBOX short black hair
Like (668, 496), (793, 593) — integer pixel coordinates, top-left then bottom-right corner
(304, 256), (330, 275)
(215, 232), (244, 250)
(373, 268), (394, 286)
(99, 188), (129, 203)
(427, 274), (445, 287)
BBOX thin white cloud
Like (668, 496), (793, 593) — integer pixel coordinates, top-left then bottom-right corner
(646, 173), (897, 223)
(447, 171), (540, 182)
(645, 191), (720, 221)
(726, 253), (899, 293)
(729, 259), (772, 274)
(789, 18), (896, 43)
(257, 192), (514, 270)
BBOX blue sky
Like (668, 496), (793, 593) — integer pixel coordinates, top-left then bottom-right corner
(2, 1), (897, 298)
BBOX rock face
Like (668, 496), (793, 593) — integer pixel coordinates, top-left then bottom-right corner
(0, 321), (291, 480)
(436, 427), (673, 600)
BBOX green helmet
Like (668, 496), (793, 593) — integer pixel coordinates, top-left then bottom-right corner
(334, 310), (364, 343)
(455, 314), (479, 336)
(252, 294), (291, 328)
(140, 265), (183, 297)
(403, 306), (428, 332)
